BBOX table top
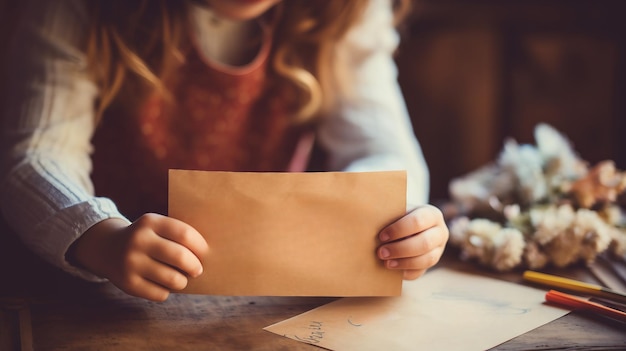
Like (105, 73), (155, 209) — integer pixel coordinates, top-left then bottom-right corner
(1, 231), (625, 351)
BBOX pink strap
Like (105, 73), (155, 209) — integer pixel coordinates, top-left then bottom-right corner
(287, 132), (315, 172)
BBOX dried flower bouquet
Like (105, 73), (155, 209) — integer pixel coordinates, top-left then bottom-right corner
(447, 123), (626, 271)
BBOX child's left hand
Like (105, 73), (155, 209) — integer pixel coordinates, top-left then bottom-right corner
(377, 204), (449, 280)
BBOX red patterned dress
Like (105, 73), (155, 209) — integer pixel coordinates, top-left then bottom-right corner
(91, 26), (311, 219)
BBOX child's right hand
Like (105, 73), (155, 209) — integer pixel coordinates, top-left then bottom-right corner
(70, 213), (209, 301)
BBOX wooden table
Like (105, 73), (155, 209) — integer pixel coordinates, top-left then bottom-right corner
(1, 231), (625, 350)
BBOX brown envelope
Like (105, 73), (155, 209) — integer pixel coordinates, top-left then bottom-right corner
(168, 169), (406, 296)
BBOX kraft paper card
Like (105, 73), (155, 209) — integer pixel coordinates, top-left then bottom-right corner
(264, 268), (570, 351)
(168, 170), (406, 296)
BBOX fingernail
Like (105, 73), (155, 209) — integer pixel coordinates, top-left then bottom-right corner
(194, 266), (203, 278)
(380, 231), (390, 242)
(379, 247), (390, 259)
(387, 260), (398, 268)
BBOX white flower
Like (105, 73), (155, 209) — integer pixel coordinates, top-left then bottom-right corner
(490, 228), (525, 271)
(573, 209), (612, 257)
(449, 216), (471, 246)
(534, 123), (587, 181)
(499, 140), (546, 203)
(448, 164), (516, 214)
(530, 206), (612, 267)
(448, 218), (525, 271)
(530, 204), (575, 245)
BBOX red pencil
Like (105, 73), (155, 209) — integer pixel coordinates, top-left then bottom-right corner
(546, 290), (626, 323)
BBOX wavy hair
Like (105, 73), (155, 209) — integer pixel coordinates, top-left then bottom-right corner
(86, 0), (411, 124)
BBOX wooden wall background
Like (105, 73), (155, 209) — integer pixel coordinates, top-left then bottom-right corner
(0, 0), (15, 74)
(396, 0), (626, 201)
(2, 1), (625, 202)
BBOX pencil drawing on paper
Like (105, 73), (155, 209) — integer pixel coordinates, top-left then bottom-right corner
(431, 291), (531, 315)
(347, 317), (363, 327)
(291, 321), (325, 345)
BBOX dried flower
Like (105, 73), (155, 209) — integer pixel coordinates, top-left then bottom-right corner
(449, 217), (524, 271)
(446, 123), (626, 271)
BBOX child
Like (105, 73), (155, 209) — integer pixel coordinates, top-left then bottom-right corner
(0, 0), (449, 301)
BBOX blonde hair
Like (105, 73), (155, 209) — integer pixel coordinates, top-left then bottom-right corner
(87, 0), (411, 124)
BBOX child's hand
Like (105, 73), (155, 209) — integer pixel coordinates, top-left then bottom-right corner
(70, 213), (209, 301)
(377, 205), (449, 280)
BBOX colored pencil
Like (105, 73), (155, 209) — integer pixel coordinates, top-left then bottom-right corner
(545, 290), (626, 323)
(523, 270), (626, 304)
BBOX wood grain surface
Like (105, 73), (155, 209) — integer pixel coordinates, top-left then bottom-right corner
(1, 225), (625, 350)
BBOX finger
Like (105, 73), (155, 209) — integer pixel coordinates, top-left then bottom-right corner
(141, 284), (172, 302)
(147, 237), (204, 278)
(136, 214), (210, 260)
(140, 261), (190, 291)
(132, 280), (172, 302)
(403, 269), (428, 280)
(382, 246), (445, 271)
(113, 273), (172, 302)
(378, 226), (447, 260)
(379, 205), (444, 243)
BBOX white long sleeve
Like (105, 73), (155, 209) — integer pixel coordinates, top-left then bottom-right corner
(317, 0), (430, 209)
(0, 0), (129, 281)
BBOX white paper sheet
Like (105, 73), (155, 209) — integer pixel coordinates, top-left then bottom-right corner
(265, 268), (570, 351)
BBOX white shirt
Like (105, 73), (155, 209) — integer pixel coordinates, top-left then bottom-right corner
(0, 0), (429, 281)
